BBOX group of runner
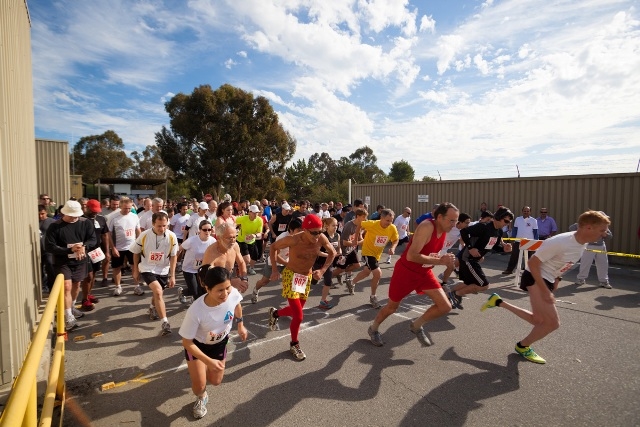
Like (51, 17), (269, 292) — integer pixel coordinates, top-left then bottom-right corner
(41, 194), (612, 420)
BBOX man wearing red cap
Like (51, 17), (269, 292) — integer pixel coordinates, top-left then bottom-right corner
(80, 199), (109, 311)
(267, 214), (336, 360)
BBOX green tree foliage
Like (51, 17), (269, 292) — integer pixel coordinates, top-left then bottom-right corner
(130, 145), (173, 179)
(388, 159), (415, 182)
(344, 146), (387, 184)
(155, 84), (296, 201)
(71, 130), (133, 182)
(284, 159), (315, 200)
(420, 175), (438, 182)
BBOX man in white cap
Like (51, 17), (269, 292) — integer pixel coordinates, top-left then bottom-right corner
(44, 200), (97, 331)
(236, 204), (264, 275)
(185, 201), (212, 239)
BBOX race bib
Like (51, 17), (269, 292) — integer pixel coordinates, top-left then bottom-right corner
(485, 237), (498, 249)
(401, 224), (407, 230)
(66, 242), (82, 259)
(193, 258), (203, 269)
(374, 236), (389, 247)
(331, 241), (339, 248)
(148, 251), (164, 264)
(292, 273), (309, 293)
(124, 228), (135, 238)
(554, 262), (574, 277)
(337, 255), (346, 266)
(278, 223), (287, 232)
(88, 247), (105, 263)
(207, 329), (229, 344)
(94, 220), (100, 229)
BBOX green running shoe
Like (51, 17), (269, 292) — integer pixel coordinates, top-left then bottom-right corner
(481, 293), (501, 312)
(515, 345), (546, 364)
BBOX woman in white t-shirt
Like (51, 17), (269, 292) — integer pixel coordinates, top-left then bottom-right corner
(178, 221), (216, 304)
(179, 266), (247, 420)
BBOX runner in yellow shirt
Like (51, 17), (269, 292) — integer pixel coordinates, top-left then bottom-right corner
(351, 209), (399, 308)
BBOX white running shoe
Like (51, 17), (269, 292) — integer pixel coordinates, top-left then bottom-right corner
(133, 285), (145, 296)
(113, 286), (123, 296)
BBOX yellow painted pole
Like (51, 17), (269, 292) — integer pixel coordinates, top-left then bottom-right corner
(0, 275), (63, 427)
(39, 338), (64, 427)
(22, 379), (37, 427)
(55, 281), (65, 400)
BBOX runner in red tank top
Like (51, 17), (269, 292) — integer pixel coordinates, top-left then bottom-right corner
(367, 203), (459, 347)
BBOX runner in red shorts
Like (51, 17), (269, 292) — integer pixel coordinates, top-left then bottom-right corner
(367, 202), (459, 347)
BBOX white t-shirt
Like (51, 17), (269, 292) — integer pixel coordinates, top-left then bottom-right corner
(170, 213), (190, 239)
(526, 232), (586, 283)
(130, 229), (179, 275)
(186, 214), (211, 239)
(138, 210), (153, 230)
(393, 215), (411, 239)
(181, 235), (216, 274)
(179, 287), (243, 344)
(513, 216), (538, 239)
(107, 211), (140, 251)
(268, 231), (291, 266)
(440, 226), (462, 255)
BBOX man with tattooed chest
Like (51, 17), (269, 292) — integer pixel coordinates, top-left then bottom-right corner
(267, 215), (336, 361)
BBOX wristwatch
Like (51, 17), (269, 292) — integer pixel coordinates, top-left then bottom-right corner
(235, 317), (243, 323)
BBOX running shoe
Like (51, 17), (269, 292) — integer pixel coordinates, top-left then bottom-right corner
(346, 279), (355, 295)
(251, 289), (259, 304)
(268, 307), (279, 331)
(192, 392), (208, 419)
(148, 307), (159, 321)
(501, 270), (513, 275)
(515, 345), (546, 364)
(113, 285), (123, 296)
(72, 307), (85, 319)
(481, 293), (502, 312)
(87, 294), (99, 304)
(133, 285), (145, 296)
(177, 287), (187, 303)
(318, 300), (333, 310)
(65, 317), (78, 332)
(100, 277), (109, 287)
(370, 295), (381, 309)
(385, 255), (392, 264)
(574, 279), (586, 286)
(81, 299), (95, 312)
(290, 343), (306, 361)
(448, 291), (463, 310)
(248, 268), (257, 276)
(161, 321), (172, 336)
(409, 321), (432, 346)
(600, 281), (612, 289)
(368, 326), (384, 347)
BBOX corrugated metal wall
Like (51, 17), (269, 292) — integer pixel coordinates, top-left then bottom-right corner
(0, 0), (41, 386)
(353, 173), (640, 262)
(36, 139), (70, 207)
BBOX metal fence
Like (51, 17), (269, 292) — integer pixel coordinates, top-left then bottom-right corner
(353, 173), (640, 264)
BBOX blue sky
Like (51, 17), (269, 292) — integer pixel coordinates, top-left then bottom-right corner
(30, 0), (640, 180)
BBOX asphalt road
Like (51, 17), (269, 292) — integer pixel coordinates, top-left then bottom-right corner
(60, 250), (640, 427)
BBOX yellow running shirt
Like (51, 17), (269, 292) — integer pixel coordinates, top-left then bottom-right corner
(360, 220), (399, 260)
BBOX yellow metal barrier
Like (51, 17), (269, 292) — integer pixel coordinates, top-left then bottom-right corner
(0, 274), (66, 427)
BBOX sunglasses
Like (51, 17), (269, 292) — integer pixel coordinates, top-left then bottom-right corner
(540, 211), (548, 213)
(502, 219), (511, 224)
(201, 228), (213, 232)
(307, 230), (323, 236)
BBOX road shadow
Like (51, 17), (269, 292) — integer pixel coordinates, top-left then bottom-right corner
(399, 347), (522, 426)
(213, 340), (414, 426)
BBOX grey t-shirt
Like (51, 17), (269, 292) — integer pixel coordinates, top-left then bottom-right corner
(340, 220), (358, 254)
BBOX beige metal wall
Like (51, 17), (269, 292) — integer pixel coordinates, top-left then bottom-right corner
(70, 174), (83, 199)
(353, 173), (640, 263)
(0, 0), (41, 386)
(36, 139), (70, 207)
